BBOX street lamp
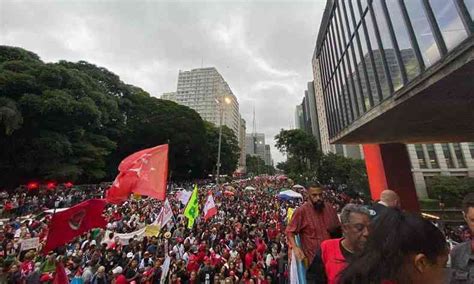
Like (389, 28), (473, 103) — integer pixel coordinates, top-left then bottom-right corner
(216, 95), (231, 186)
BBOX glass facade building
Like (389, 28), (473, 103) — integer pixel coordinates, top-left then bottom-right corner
(314, 0), (473, 140)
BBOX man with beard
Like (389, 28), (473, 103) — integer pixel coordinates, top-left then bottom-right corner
(286, 183), (340, 282)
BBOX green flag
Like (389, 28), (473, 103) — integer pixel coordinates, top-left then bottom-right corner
(184, 184), (199, 228)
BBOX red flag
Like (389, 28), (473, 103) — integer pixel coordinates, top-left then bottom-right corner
(203, 194), (217, 221)
(43, 199), (107, 253)
(52, 262), (68, 284)
(106, 144), (169, 204)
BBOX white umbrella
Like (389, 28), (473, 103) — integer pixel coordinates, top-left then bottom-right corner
(292, 184), (305, 189)
(277, 190), (303, 200)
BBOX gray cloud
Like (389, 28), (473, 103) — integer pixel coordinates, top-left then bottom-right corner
(1, 0), (326, 163)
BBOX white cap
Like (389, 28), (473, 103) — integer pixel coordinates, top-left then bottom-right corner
(126, 252), (134, 258)
(112, 266), (123, 274)
(90, 240), (97, 246)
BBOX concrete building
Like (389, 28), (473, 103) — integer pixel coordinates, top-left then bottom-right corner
(237, 118), (247, 172)
(174, 67), (240, 136)
(161, 92), (177, 102)
(164, 67), (245, 170)
(264, 145), (273, 167)
(245, 133), (272, 166)
(312, 0), (474, 211)
(408, 143), (474, 198)
(294, 105), (303, 130)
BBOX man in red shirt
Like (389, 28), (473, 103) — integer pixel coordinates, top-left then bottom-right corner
(286, 183), (340, 282)
(112, 266), (127, 284)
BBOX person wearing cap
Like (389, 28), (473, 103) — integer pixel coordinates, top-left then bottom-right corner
(82, 260), (94, 284)
(112, 266), (127, 284)
(124, 258), (140, 283)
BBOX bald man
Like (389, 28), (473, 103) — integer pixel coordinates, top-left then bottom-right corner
(372, 190), (400, 217)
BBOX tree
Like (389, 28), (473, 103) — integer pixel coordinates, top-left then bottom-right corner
(428, 176), (474, 204)
(0, 46), (234, 188)
(318, 153), (369, 195)
(204, 122), (240, 177)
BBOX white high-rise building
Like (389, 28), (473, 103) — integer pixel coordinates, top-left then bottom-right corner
(173, 67), (240, 136)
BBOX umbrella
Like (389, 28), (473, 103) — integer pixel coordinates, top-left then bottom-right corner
(292, 184), (305, 189)
(277, 190), (303, 200)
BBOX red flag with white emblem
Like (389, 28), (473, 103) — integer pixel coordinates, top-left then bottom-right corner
(106, 144), (169, 204)
(203, 194), (217, 221)
(43, 199), (107, 253)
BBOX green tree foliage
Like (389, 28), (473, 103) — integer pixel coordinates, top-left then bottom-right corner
(204, 122), (240, 176)
(246, 154), (274, 176)
(274, 128), (369, 194)
(0, 46), (239, 187)
(428, 176), (474, 203)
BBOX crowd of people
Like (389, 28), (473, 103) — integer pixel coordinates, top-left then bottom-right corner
(0, 176), (472, 283)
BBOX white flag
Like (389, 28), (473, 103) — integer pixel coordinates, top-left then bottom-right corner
(176, 190), (192, 205)
(156, 199), (173, 228)
(161, 255), (171, 283)
(203, 194), (217, 221)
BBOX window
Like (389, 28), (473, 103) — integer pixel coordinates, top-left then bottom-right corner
(426, 144), (439, 168)
(372, 0), (403, 91)
(365, 10), (390, 100)
(386, 0), (420, 81)
(453, 143), (466, 168)
(430, 0), (469, 51)
(415, 145), (427, 168)
(442, 144), (455, 168)
(358, 22), (378, 107)
(404, 0), (441, 67)
(465, 0), (474, 20)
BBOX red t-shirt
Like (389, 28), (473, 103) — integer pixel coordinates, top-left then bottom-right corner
(244, 251), (254, 269)
(115, 274), (127, 284)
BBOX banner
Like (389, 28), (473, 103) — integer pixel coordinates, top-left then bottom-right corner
(161, 255), (171, 283)
(145, 225), (160, 237)
(102, 227), (147, 245)
(176, 190), (192, 206)
(20, 237), (39, 251)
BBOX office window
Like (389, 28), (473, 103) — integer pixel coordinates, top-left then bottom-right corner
(442, 143), (455, 168)
(426, 144), (439, 168)
(365, 10), (390, 100)
(453, 143), (466, 168)
(430, 0), (469, 51)
(372, 0), (403, 91)
(404, 0), (441, 67)
(386, 0), (421, 81)
(415, 145), (427, 168)
(358, 23), (378, 107)
(465, 0), (474, 20)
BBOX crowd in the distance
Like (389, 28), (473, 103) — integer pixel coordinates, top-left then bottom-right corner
(0, 176), (471, 284)
(0, 177), (303, 283)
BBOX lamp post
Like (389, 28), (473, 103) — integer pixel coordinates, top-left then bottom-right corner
(216, 96), (231, 186)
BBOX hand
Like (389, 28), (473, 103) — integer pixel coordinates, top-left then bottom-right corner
(293, 247), (305, 261)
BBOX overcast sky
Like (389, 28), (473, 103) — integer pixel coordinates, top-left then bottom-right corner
(1, 0), (326, 163)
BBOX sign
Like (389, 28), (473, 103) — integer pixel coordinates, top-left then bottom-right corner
(21, 238), (40, 251)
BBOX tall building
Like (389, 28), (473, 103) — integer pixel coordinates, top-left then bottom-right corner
(173, 67), (240, 136)
(264, 145), (273, 166)
(238, 118), (247, 172)
(311, 0), (474, 208)
(245, 133), (272, 166)
(161, 92), (177, 102)
(164, 67), (245, 170)
(294, 105), (304, 130)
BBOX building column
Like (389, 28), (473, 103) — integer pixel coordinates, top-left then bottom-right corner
(434, 144), (450, 175)
(363, 144), (420, 212)
(406, 144), (429, 199)
(448, 143), (460, 168)
(461, 143), (474, 177)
